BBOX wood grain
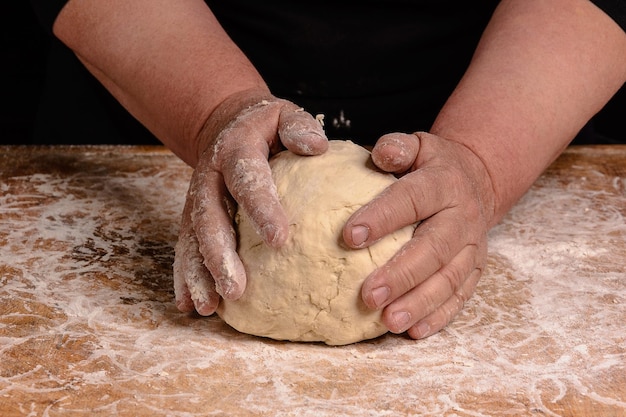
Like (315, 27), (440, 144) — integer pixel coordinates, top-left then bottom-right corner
(1, 145), (624, 416)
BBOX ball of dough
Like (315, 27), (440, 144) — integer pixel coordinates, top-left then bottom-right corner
(217, 140), (414, 345)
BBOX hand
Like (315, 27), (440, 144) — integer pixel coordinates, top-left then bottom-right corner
(173, 88), (328, 315)
(343, 132), (496, 339)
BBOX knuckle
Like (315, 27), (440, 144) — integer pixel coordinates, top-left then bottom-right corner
(441, 263), (466, 296)
(393, 262), (422, 296)
(417, 291), (441, 314)
(371, 179), (423, 230)
(450, 291), (468, 315)
(440, 301), (462, 328)
(403, 251), (470, 319)
(427, 292), (466, 335)
(422, 227), (453, 271)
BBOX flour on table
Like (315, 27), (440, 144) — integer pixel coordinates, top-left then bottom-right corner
(217, 140), (415, 345)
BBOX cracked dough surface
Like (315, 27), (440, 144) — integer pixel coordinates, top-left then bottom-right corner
(217, 140), (414, 345)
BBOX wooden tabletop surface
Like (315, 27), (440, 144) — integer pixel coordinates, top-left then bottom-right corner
(0, 145), (624, 417)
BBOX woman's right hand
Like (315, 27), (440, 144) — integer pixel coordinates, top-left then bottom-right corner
(173, 88), (328, 315)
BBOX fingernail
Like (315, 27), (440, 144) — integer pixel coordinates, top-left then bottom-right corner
(371, 286), (390, 307)
(392, 311), (411, 331)
(415, 321), (431, 339)
(215, 252), (243, 299)
(195, 300), (215, 317)
(351, 225), (369, 246)
(263, 223), (283, 248)
(215, 276), (237, 299)
(176, 298), (194, 313)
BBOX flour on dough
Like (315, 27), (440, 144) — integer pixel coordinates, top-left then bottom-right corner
(217, 140), (415, 345)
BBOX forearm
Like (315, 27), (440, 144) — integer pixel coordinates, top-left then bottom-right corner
(431, 0), (626, 224)
(53, 0), (267, 166)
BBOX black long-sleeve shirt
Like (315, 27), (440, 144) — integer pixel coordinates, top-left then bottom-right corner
(26, 0), (626, 146)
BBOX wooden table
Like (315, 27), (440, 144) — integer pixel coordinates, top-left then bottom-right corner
(1, 145), (624, 416)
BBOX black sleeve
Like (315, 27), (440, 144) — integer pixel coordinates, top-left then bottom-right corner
(29, 0), (70, 34)
(590, 0), (626, 33)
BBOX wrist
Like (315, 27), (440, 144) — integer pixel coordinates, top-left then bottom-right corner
(190, 87), (273, 167)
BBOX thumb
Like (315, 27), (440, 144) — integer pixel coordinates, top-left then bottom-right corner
(371, 133), (420, 174)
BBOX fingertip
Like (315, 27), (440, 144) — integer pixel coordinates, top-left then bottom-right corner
(212, 249), (247, 300)
(407, 321), (434, 340)
(388, 310), (412, 334)
(343, 223), (370, 248)
(284, 130), (329, 156)
(193, 296), (220, 316)
(261, 219), (289, 248)
(371, 133), (419, 173)
(307, 132), (329, 156)
(215, 276), (244, 300)
(343, 202), (384, 249)
(279, 108), (329, 156)
(176, 297), (196, 313)
(373, 286), (393, 310)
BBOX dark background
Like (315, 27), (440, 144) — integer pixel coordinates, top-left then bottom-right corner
(2, 2), (49, 144)
(2, 2), (624, 145)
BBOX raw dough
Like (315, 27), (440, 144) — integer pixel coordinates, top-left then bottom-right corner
(217, 140), (414, 345)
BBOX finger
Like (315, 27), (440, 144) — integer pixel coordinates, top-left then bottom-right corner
(174, 234), (221, 316)
(220, 146), (289, 248)
(407, 267), (483, 339)
(173, 198), (220, 315)
(343, 166), (457, 249)
(377, 243), (484, 334)
(172, 252), (195, 313)
(278, 104), (329, 155)
(190, 168), (248, 300)
(360, 210), (475, 310)
(211, 103), (290, 248)
(371, 133), (419, 174)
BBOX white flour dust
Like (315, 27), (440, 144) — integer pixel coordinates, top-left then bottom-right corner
(0, 146), (624, 416)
